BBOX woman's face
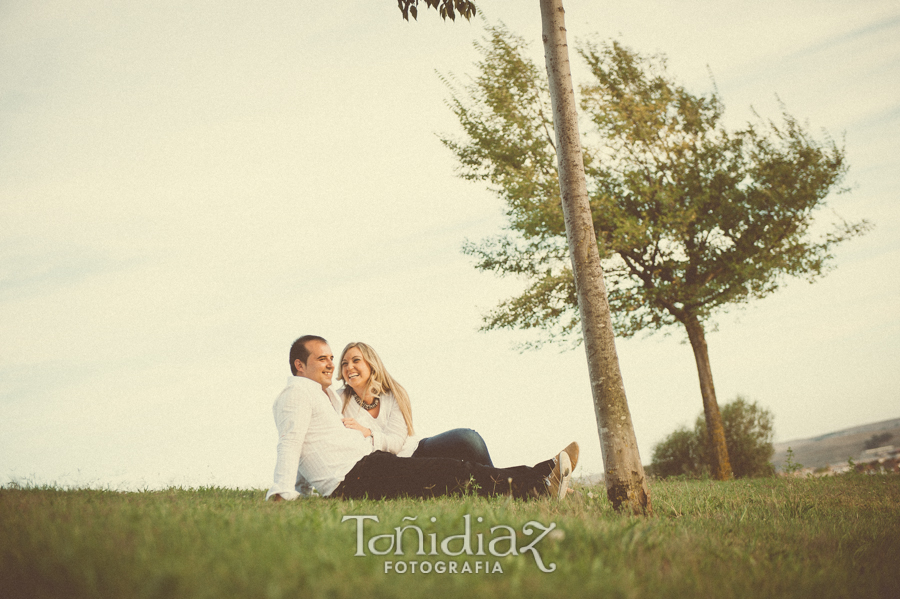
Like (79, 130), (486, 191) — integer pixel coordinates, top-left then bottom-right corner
(341, 347), (372, 392)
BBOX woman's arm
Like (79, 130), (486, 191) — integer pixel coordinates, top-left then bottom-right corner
(342, 392), (409, 454)
(341, 417), (371, 438)
(368, 392), (410, 454)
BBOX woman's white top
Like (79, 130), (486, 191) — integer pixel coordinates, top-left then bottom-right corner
(340, 388), (420, 457)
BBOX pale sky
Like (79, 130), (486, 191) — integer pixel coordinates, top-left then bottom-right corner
(2, 1), (898, 490)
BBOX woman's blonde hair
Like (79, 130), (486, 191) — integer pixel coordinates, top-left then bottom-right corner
(337, 342), (414, 436)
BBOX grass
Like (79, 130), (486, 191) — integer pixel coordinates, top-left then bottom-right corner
(1, 474), (898, 599)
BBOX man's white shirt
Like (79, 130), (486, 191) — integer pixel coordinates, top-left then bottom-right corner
(266, 376), (373, 501)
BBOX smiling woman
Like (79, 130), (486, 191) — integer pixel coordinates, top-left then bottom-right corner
(337, 342), (495, 466)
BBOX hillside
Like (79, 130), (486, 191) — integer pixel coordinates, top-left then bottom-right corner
(772, 416), (900, 471)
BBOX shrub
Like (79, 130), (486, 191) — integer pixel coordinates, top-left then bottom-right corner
(651, 396), (775, 479)
(649, 427), (703, 478)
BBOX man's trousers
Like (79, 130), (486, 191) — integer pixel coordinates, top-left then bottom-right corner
(332, 451), (554, 500)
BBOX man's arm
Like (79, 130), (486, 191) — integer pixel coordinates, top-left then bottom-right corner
(266, 387), (312, 501)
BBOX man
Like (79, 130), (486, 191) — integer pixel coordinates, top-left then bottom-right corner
(266, 335), (577, 502)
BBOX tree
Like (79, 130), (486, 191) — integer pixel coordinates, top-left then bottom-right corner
(393, 0), (653, 512)
(538, 0), (651, 515)
(397, 0), (476, 21)
(650, 397), (775, 479)
(440, 25), (870, 481)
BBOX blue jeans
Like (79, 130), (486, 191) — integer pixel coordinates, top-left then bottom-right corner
(412, 428), (494, 467)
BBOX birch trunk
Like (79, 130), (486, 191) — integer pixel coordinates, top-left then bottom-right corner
(539, 0), (651, 514)
(683, 313), (733, 480)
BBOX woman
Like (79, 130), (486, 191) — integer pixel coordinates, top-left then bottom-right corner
(337, 341), (494, 466)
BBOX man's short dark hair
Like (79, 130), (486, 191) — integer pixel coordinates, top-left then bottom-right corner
(289, 335), (328, 375)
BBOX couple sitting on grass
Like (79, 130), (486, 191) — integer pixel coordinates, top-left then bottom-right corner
(266, 335), (578, 503)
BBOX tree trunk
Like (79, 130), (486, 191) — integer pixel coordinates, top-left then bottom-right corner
(539, 0), (651, 515)
(683, 313), (733, 480)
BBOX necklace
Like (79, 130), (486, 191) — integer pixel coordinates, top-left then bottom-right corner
(352, 388), (380, 411)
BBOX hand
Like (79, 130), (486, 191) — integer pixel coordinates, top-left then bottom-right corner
(342, 417), (371, 438)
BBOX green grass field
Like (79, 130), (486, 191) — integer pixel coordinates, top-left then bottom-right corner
(2, 474), (898, 599)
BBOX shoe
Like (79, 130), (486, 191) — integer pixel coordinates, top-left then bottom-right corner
(546, 444), (574, 501)
(563, 441), (579, 471)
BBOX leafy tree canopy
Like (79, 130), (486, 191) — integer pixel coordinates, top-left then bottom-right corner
(441, 25), (870, 349)
(651, 397), (776, 479)
(397, 0), (476, 22)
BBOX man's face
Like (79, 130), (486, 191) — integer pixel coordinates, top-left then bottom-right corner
(295, 340), (334, 390)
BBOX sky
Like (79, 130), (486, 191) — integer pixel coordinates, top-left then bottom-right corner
(1, 0), (898, 491)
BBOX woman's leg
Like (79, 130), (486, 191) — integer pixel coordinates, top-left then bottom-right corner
(412, 428), (494, 467)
